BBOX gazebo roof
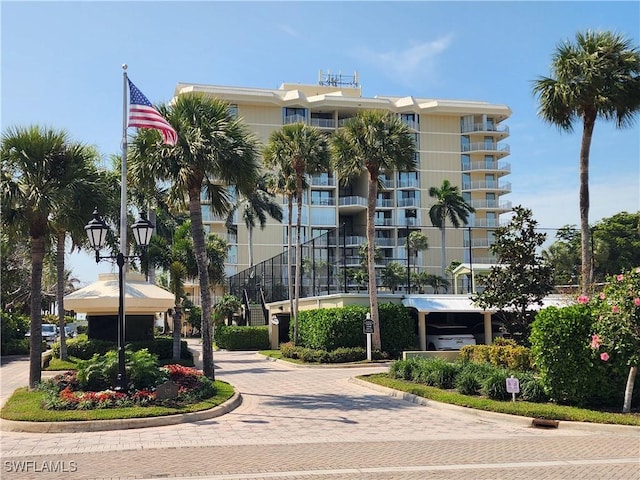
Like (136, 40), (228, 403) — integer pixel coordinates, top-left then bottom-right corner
(64, 273), (174, 315)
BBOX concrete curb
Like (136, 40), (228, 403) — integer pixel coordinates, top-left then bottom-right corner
(349, 377), (640, 435)
(0, 391), (242, 433)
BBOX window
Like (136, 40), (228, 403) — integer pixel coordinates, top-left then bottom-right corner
(398, 171), (419, 188)
(284, 107), (307, 124)
(311, 190), (334, 205)
(462, 173), (471, 190)
(484, 136), (493, 149)
(461, 154), (471, 170)
(484, 155), (495, 168)
(486, 212), (497, 227)
(461, 135), (470, 150)
(228, 104), (238, 118)
(400, 112), (419, 130)
(485, 174), (495, 188)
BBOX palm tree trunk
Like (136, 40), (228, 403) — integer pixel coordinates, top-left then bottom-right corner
(622, 365), (637, 413)
(294, 183), (303, 345)
(440, 223), (446, 277)
(287, 197), (294, 341)
(188, 189), (215, 380)
(367, 174), (381, 350)
(56, 231), (68, 361)
(29, 235), (45, 389)
(148, 208), (157, 285)
(172, 303), (182, 361)
(248, 225), (254, 268)
(580, 113), (595, 294)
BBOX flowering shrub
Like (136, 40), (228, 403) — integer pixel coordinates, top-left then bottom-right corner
(586, 267), (640, 369)
(39, 364), (215, 410)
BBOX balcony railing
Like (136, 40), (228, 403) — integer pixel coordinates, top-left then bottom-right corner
(376, 198), (394, 208)
(401, 217), (421, 227)
(379, 178), (393, 189)
(310, 117), (336, 129)
(344, 235), (366, 246)
(461, 161), (511, 173)
(374, 237), (395, 246)
(461, 143), (510, 154)
(310, 175), (336, 186)
(397, 197), (420, 207)
(397, 178), (420, 188)
(468, 200), (512, 210)
(310, 198), (335, 206)
(284, 114), (306, 125)
(462, 181), (511, 192)
(339, 196), (367, 207)
(461, 123), (509, 135)
(374, 218), (394, 226)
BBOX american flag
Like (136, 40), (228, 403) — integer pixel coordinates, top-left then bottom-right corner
(127, 79), (177, 146)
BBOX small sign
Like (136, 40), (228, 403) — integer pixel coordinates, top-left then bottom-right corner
(506, 376), (520, 394)
(156, 380), (179, 400)
(363, 319), (374, 334)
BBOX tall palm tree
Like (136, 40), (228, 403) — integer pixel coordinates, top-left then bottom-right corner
(129, 93), (259, 379)
(169, 261), (187, 361)
(263, 123), (330, 345)
(532, 30), (640, 293)
(1, 125), (103, 388)
(227, 173), (283, 269)
(331, 110), (417, 350)
(428, 179), (475, 277)
(265, 164), (301, 329)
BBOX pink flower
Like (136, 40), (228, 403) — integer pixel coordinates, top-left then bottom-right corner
(577, 295), (589, 304)
(612, 305), (620, 314)
(634, 298), (640, 307)
(590, 334), (600, 349)
(617, 274), (624, 282)
(599, 292), (606, 300)
(600, 352), (610, 362)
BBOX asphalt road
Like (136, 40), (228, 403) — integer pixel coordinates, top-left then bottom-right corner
(1, 345), (638, 480)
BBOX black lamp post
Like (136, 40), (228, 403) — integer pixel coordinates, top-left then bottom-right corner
(85, 207), (154, 391)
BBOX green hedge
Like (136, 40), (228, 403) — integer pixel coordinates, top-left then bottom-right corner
(530, 305), (633, 408)
(215, 326), (270, 351)
(51, 335), (192, 362)
(458, 339), (533, 371)
(280, 343), (388, 363)
(1, 312), (30, 355)
(296, 303), (416, 357)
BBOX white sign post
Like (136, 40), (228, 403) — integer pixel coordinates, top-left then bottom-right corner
(506, 375), (520, 402)
(363, 312), (374, 361)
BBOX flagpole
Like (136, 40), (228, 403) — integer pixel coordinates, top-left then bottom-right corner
(115, 63), (129, 391)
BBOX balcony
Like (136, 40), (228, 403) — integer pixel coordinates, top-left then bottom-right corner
(379, 178), (393, 189)
(284, 114), (306, 125)
(310, 198), (335, 206)
(468, 218), (501, 228)
(344, 235), (366, 247)
(401, 118), (419, 131)
(397, 178), (420, 188)
(310, 117), (336, 129)
(461, 123), (509, 137)
(401, 217), (421, 227)
(376, 198), (394, 208)
(310, 175), (336, 187)
(339, 196), (367, 214)
(468, 200), (512, 211)
(462, 161), (511, 174)
(462, 181), (511, 193)
(374, 237), (395, 246)
(461, 142), (510, 157)
(374, 217), (394, 226)
(397, 197), (420, 208)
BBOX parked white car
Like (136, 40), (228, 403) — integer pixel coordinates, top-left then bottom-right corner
(426, 324), (476, 351)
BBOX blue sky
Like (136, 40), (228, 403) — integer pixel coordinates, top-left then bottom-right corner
(2, 1), (639, 285)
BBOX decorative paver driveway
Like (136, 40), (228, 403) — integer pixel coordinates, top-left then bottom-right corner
(1, 349), (638, 479)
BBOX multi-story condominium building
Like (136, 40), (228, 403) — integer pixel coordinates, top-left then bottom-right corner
(173, 72), (512, 298)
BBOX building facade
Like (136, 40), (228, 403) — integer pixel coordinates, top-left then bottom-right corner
(173, 74), (512, 297)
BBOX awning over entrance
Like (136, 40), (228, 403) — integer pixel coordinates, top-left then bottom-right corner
(64, 273), (174, 315)
(402, 295), (490, 313)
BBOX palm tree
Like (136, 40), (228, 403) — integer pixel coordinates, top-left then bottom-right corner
(263, 123), (330, 345)
(1, 125), (103, 388)
(227, 173), (283, 269)
(331, 110), (417, 350)
(532, 30), (640, 293)
(407, 231), (429, 292)
(129, 93), (260, 379)
(428, 179), (475, 277)
(169, 261), (187, 360)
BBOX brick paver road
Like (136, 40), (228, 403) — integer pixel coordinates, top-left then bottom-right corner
(1, 345), (638, 479)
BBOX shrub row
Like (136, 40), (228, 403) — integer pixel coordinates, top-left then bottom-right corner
(280, 342), (388, 363)
(51, 335), (193, 362)
(215, 326), (270, 351)
(458, 338), (533, 371)
(389, 356), (548, 403)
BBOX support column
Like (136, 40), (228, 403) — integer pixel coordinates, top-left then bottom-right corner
(418, 312), (427, 351)
(483, 311), (492, 345)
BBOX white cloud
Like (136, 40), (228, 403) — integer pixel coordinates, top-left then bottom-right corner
(352, 34), (455, 83)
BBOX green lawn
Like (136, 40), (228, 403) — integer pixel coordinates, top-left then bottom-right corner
(360, 373), (640, 427)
